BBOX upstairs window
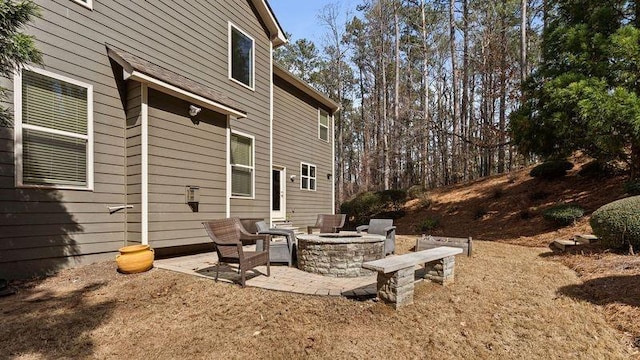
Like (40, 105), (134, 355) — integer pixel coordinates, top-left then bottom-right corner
(15, 68), (93, 190)
(230, 132), (254, 198)
(301, 163), (316, 191)
(229, 23), (255, 90)
(319, 109), (329, 142)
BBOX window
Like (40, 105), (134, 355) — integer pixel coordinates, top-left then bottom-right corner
(71, 0), (93, 9)
(319, 109), (330, 141)
(301, 163), (316, 191)
(230, 132), (254, 197)
(229, 23), (255, 89)
(15, 68), (93, 190)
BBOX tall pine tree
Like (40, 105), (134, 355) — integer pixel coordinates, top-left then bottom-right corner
(511, 0), (640, 179)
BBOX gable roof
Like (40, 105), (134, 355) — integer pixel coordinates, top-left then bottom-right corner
(273, 64), (340, 113)
(251, 0), (288, 47)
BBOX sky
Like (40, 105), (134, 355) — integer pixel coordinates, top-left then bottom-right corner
(268, 0), (361, 45)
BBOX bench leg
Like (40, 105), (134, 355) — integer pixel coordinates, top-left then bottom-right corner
(376, 267), (414, 309)
(423, 255), (456, 285)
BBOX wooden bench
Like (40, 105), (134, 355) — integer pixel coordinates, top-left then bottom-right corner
(416, 235), (472, 257)
(363, 246), (463, 309)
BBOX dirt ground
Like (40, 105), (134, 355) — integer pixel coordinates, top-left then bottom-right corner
(0, 237), (633, 359)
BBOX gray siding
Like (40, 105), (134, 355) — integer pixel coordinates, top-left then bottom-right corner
(273, 76), (334, 228)
(147, 90), (228, 247)
(0, 0), (276, 278)
(125, 81), (142, 245)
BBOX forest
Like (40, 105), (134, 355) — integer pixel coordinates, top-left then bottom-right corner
(278, 0), (640, 205)
(275, 0), (543, 204)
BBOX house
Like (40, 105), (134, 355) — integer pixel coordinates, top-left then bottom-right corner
(0, 0), (338, 279)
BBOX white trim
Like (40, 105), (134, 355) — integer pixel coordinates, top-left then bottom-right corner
(225, 119), (231, 217)
(71, 0), (93, 10)
(318, 108), (330, 142)
(300, 162), (317, 191)
(229, 130), (256, 199)
(141, 84), (149, 245)
(127, 71), (246, 118)
(228, 22), (256, 91)
(331, 114), (336, 214)
(271, 166), (286, 220)
(14, 66), (94, 191)
(249, 0), (288, 47)
(269, 41), (274, 224)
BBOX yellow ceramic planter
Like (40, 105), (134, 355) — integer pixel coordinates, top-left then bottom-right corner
(116, 245), (154, 274)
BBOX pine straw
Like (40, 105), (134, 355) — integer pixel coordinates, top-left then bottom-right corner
(0, 238), (632, 359)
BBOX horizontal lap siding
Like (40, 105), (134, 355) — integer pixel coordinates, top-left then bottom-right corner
(147, 90), (227, 247)
(272, 76), (334, 228)
(1, 0), (275, 276)
(126, 81), (142, 244)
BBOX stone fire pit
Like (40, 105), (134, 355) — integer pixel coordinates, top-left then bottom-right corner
(296, 233), (386, 277)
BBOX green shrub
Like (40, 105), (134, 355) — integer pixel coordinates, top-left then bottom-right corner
(542, 204), (584, 226)
(416, 217), (439, 233)
(340, 192), (383, 225)
(418, 195), (432, 209)
(624, 181), (640, 195)
(590, 196), (640, 250)
(530, 160), (574, 180)
(379, 189), (407, 210)
(407, 185), (426, 199)
(578, 160), (619, 178)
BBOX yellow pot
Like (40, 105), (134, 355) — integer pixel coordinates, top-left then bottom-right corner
(116, 245), (154, 274)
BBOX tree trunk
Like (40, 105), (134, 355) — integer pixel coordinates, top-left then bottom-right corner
(449, 0), (460, 182)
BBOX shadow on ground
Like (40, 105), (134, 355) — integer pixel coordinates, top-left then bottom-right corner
(0, 281), (115, 358)
(557, 274), (640, 307)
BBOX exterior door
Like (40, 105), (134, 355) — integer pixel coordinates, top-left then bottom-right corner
(272, 167), (286, 220)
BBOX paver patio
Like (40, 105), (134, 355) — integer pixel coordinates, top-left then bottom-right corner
(155, 251), (380, 297)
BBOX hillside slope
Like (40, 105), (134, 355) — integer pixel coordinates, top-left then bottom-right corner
(396, 156), (628, 247)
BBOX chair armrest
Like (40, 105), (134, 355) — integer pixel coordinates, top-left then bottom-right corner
(384, 226), (396, 233)
(356, 225), (369, 233)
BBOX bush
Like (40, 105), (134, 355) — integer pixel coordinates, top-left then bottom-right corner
(542, 204), (584, 226)
(530, 160), (574, 180)
(416, 217), (439, 233)
(578, 160), (619, 178)
(624, 181), (640, 195)
(340, 192), (383, 225)
(591, 196), (640, 250)
(379, 189), (407, 210)
(407, 185), (426, 199)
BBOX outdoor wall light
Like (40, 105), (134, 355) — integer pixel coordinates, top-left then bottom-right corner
(290, 175), (296, 182)
(189, 104), (202, 117)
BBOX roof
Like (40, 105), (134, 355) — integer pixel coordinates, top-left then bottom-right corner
(273, 64), (340, 113)
(107, 45), (247, 118)
(251, 0), (288, 47)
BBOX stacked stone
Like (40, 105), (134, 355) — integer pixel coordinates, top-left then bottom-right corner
(423, 255), (455, 285)
(297, 241), (383, 278)
(376, 267), (414, 309)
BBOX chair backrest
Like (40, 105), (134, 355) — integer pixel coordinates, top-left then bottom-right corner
(203, 218), (243, 259)
(255, 221), (270, 233)
(240, 218), (264, 234)
(367, 219), (393, 236)
(318, 214), (346, 233)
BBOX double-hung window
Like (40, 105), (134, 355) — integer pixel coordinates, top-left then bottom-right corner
(229, 23), (255, 90)
(319, 109), (329, 142)
(230, 132), (254, 198)
(301, 163), (316, 191)
(15, 68), (93, 190)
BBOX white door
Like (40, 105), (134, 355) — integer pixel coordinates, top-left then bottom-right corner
(272, 167), (286, 220)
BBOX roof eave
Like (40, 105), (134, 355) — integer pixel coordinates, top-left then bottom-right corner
(273, 64), (340, 113)
(251, 0), (288, 47)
